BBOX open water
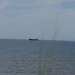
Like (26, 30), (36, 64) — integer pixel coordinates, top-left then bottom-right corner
(0, 39), (75, 75)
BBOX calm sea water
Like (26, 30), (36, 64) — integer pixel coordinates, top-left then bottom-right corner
(0, 39), (75, 75)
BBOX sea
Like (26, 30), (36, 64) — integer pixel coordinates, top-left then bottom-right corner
(0, 39), (75, 75)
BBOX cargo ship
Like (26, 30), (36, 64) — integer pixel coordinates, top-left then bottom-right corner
(29, 38), (38, 41)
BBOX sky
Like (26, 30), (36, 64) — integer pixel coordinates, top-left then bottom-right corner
(0, 0), (75, 41)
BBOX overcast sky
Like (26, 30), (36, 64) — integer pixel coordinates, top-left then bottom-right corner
(0, 0), (75, 41)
